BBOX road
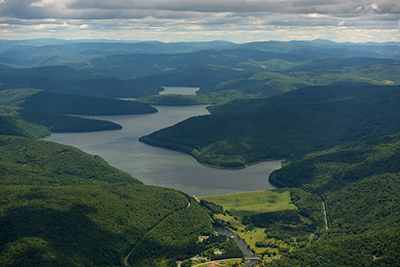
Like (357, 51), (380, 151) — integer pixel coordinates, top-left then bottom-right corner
(323, 201), (328, 230)
(123, 200), (192, 266)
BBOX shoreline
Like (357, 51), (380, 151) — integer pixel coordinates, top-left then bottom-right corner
(140, 136), (285, 170)
(198, 157), (285, 170)
(37, 133), (53, 140)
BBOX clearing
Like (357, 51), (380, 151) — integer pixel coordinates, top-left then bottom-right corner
(199, 189), (296, 219)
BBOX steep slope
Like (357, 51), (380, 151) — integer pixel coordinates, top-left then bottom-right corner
(0, 114), (51, 139)
(266, 133), (400, 266)
(140, 84), (400, 167)
(0, 135), (214, 266)
(0, 106), (122, 139)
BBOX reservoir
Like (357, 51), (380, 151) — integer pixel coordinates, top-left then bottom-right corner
(46, 87), (281, 197)
(160, 86), (199, 95)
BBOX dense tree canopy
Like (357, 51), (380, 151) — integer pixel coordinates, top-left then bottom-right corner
(141, 84), (400, 167)
(0, 136), (216, 266)
(266, 133), (400, 266)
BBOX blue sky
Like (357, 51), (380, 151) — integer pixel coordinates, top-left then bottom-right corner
(0, 0), (399, 42)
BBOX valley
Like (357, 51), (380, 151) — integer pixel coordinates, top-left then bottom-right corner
(46, 88), (281, 197)
(1, 39), (400, 267)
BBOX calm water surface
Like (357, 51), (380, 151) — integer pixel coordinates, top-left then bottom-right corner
(46, 87), (280, 197)
(160, 86), (199, 95)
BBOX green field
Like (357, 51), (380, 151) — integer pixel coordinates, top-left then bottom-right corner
(200, 189), (299, 259)
(192, 259), (245, 267)
(240, 227), (282, 255)
(199, 189), (296, 218)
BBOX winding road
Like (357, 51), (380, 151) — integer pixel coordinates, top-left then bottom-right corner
(124, 199), (324, 266)
(308, 201), (328, 246)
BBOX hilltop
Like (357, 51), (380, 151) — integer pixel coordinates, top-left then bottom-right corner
(1, 39), (400, 266)
(140, 83), (400, 168)
(266, 132), (400, 266)
(0, 135), (241, 266)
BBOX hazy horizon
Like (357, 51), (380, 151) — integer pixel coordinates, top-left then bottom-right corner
(1, 37), (399, 45)
(0, 0), (399, 43)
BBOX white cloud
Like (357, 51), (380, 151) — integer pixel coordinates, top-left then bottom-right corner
(0, 0), (399, 42)
(29, 0), (57, 8)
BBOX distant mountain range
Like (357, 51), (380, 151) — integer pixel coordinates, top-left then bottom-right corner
(1, 39), (400, 266)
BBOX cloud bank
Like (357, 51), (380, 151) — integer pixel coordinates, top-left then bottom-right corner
(0, 0), (399, 42)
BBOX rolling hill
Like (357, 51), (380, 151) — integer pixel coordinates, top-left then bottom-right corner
(0, 106), (122, 139)
(0, 66), (162, 98)
(0, 89), (157, 115)
(140, 84), (400, 168)
(2, 39), (400, 267)
(266, 132), (400, 266)
(0, 135), (216, 266)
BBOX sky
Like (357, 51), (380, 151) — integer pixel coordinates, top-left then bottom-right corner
(0, 0), (399, 43)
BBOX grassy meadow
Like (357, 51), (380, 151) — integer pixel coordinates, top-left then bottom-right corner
(199, 188), (320, 262)
(199, 189), (296, 219)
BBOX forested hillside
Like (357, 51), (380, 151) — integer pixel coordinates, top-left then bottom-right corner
(2, 39), (400, 266)
(0, 135), (217, 266)
(0, 62), (163, 98)
(0, 106), (122, 139)
(265, 133), (400, 266)
(2, 39), (399, 103)
(136, 56), (400, 106)
(140, 84), (400, 167)
(0, 89), (157, 115)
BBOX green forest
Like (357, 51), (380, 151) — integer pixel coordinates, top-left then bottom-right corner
(0, 105), (122, 139)
(140, 84), (400, 167)
(265, 133), (400, 266)
(1, 39), (400, 266)
(0, 135), (238, 266)
(0, 89), (157, 115)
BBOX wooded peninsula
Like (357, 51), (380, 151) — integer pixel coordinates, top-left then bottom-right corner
(1, 39), (400, 266)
